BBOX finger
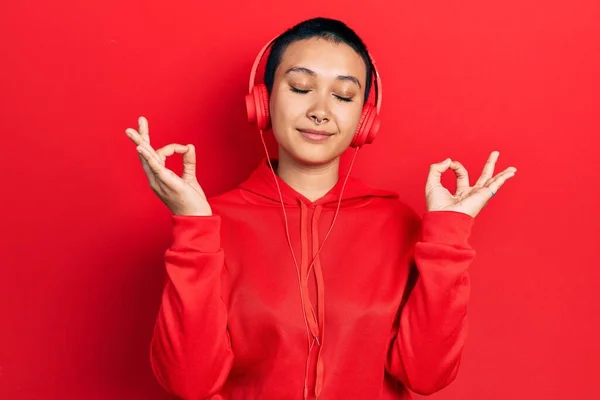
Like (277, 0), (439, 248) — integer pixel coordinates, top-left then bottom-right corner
(136, 149), (154, 185)
(126, 128), (161, 165)
(136, 145), (179, 189)
(485, 168), (517, 197)
(125, 127), (144, 145)
(155, 143), (197, 182)
(156, 143), (190, 164)
(125, 127), (152, 151)
(426, 158), (452, 187)
(449, 161), (470, 193)
(125, 128), (155, 182)
(182, 144), (196, 181)
(138, 116), (150, 144)
(474, 151), (499, 187)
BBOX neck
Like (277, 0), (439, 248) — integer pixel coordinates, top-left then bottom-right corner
(275, 148), (340, 202)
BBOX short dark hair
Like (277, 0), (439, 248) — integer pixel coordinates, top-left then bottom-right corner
(263, 17), (374, 103)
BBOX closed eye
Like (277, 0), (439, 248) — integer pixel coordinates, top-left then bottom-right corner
(290, 87), (310, 94)
(334, 95), (353, 103)
(291, 87), (354, 103)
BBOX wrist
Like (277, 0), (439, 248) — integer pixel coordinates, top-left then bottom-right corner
(174, 204), (213, 217)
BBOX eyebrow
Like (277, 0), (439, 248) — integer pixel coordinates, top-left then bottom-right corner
(284, 66), (362, 89)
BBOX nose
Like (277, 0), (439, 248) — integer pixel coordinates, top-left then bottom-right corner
(307, 96), (331, 125)
(310, 113), (329, 125)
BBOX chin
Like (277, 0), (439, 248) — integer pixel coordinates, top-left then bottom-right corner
(274, 128), (350, 166)
(286, 143), (345, 167)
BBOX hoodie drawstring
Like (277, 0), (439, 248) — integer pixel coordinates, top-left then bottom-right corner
(312, 206), (326, 399)
(258, 129), (361, 399)
(300, 203), (326, 399)
(300, 202), (320, 343)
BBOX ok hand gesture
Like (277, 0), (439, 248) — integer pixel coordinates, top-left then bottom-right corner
(125, 116), (212, 216)
(425, 151), (517, 218)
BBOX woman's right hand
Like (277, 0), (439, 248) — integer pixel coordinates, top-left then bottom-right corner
(125, 116), (212, 216)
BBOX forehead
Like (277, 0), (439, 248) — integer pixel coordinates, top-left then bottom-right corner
(276, 38), (367, 82)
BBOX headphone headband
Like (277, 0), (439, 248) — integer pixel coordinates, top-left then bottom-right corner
(248, 36), (382, 113)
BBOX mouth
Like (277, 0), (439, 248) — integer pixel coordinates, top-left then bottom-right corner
(297, 128), (334, 142)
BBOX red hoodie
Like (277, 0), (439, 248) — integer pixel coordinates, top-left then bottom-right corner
(150, 158), (476, 399)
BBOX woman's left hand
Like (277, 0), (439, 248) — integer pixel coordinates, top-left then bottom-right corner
(425, 151), (517, 218)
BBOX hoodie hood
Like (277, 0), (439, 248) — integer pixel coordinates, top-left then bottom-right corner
(237, 157), (399, 207)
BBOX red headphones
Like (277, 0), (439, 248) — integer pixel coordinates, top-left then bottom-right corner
(245, 36), (383, 148)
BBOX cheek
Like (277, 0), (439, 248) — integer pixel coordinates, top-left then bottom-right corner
(334, 103), (363, 133)
(270, 89), (302, 124)
(269, 92), (302, 146)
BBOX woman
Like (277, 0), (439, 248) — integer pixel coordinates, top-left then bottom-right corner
(125, 17), (516, 400)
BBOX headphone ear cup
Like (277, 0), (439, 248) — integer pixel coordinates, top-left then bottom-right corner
(350, 104), (381, 148)
(245, 83), (271, 130)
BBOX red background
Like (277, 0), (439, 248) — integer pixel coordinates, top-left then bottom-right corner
(1, 0), (598, 399)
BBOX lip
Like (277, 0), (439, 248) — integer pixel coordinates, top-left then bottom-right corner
(298, 128), (333, 136)
(297, 128), (334, 142)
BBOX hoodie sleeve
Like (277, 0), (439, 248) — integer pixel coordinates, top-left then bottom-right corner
(150, 214), (234, 399)
(385, 210), (476, 395)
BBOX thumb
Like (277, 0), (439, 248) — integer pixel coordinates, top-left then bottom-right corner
(427, 158), (452, 185)
(182, 144), (197, 181)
